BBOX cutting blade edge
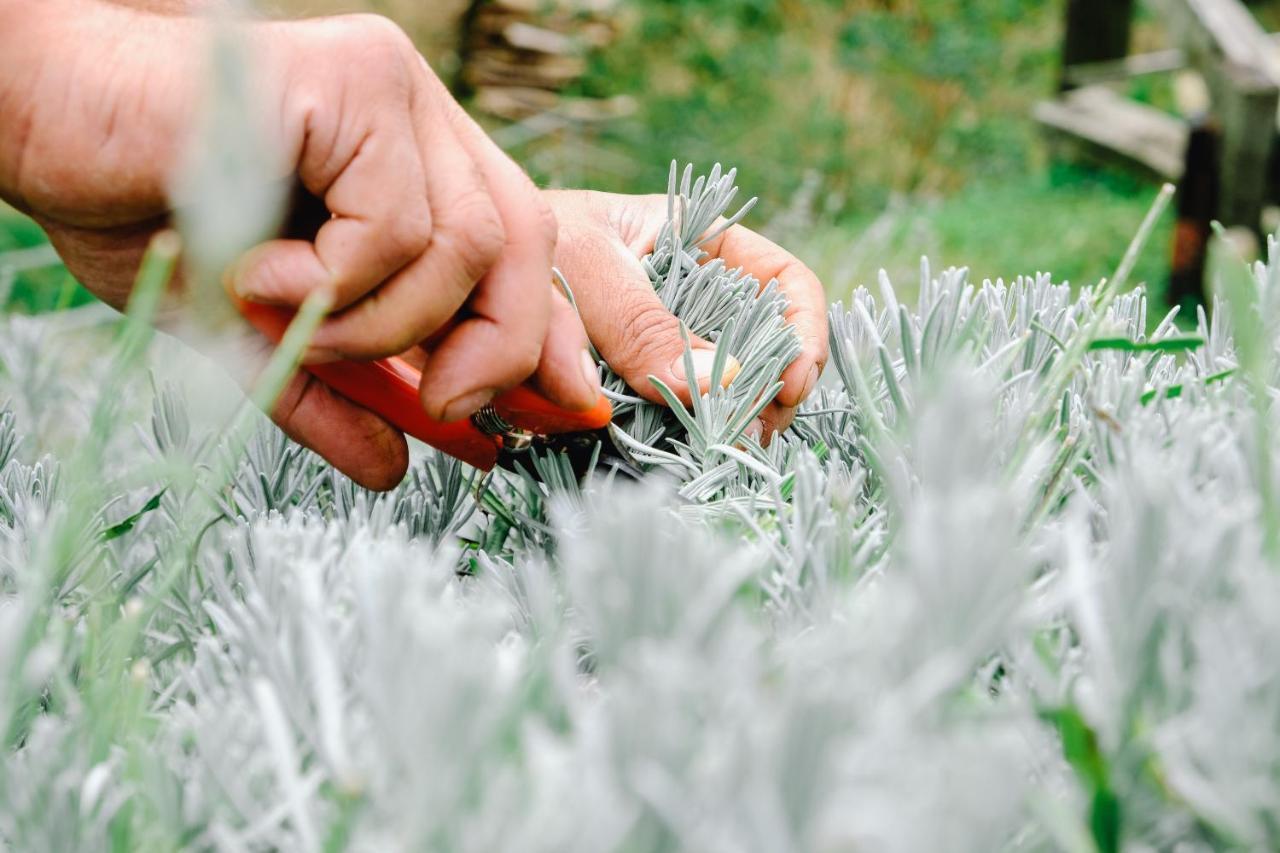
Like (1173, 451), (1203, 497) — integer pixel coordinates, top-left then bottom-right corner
(495, 424), (645, 483)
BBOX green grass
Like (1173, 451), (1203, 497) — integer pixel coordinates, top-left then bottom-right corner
(548, 0), (1065, 213)
(778, 167), (1177, 319)
(0, 203), (93, 313)
(2, 0), (1227, 322)
(500, 1), (1191, 321)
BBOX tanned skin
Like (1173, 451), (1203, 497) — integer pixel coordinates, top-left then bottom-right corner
(0, 0), (828, 489)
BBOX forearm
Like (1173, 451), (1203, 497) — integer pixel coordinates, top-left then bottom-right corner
(0, 0), (209, 225)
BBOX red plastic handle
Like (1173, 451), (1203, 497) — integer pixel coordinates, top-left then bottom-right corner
(237, 300), (612, 470)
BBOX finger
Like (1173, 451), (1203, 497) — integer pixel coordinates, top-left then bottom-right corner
(270, 371), (410, 492)
(308, 126), (503, 360)
(533, 287), (601, 412)
(186, 310), (409, 490)
(555, 227), (738, 407)
(703, 224), (829, 408)
(229, 116), (433, 312)
(415, 114), (556, 422)
(747, 401), (797, 447)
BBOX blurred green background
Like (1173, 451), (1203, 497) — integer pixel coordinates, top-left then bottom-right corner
(7, 0), (1280, 315)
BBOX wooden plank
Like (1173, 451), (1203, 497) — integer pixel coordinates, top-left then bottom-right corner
(1150, 0), (1280, 231)
(1060, 0), (1135, 91)
(489, 0), (615, 13)
(463, 51), (588, 89)
(502, 22), (578, 55)
(1064, 48), (1187, 87)
(1034, 86), (1188, 180)
(1067, 35), (1280, 90)
(474, 86), (561, 120)
(1152, 0), (1280, 93)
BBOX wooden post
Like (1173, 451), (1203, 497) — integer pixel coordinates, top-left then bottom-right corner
(1156, 0), (1280, 235)
(1218, 85), (1279, 236)
(1059, 0), (1136, 92)
(1170, 119), (1221, 306)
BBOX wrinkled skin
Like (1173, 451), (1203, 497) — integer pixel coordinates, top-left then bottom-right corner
(0, 0), (827, 489)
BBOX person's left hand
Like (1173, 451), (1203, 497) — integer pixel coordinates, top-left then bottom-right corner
(545, 190), (829, 442)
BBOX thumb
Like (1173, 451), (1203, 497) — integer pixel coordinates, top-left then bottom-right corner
(555, 230), (740, 407)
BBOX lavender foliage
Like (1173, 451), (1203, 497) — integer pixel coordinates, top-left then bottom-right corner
(1, 164), (1278, 852)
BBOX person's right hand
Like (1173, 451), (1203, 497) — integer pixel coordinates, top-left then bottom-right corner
(228, 16), (601, 487)
(0, 3), (598, 489)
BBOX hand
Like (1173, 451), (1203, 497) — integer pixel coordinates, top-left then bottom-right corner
(545, 191), (829, 442)
(0, 3), (597, 489)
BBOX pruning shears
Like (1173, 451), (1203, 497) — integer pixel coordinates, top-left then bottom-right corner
(237, 299), (642, 479)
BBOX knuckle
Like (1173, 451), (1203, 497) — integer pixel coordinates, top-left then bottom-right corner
(325, 276), (369, 313)
(368, 309), (425, 357)
(368, 321), (420, 357)
(529, 195), (560, 252)
(331, 302), (412, 359)
(345, 14), (415, 56)
(615, 297), (677, 370)
(383, 203), (433, 264)
(604, 193), (664, 245)
(435, 194), (505, 281)
(505, 337), (542, 382)
(333, 15), (417, 89)
(249, 250), (292, 299)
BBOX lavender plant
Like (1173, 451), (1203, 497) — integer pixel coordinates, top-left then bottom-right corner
(5, 135), (1280, 853)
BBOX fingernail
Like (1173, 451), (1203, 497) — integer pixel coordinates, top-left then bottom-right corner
(744, 419), (764, 441)
(670, 349), (742, 389)
(439, 388), (495, 423)
(800, 364), (821, 401)
(721, 356), (742, 387)
(229, 260), (265, 302)
(580, 350), (602, 395)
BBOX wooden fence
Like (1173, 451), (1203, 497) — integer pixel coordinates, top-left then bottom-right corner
(1036, 0), (1280, 302)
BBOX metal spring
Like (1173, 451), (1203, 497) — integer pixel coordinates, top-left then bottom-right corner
(471, 404), (513, 436)
(472, 405), (535, 452)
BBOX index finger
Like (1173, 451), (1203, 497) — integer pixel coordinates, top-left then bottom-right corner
(414, 103), (557, 423)
(702, 225), (829, 408)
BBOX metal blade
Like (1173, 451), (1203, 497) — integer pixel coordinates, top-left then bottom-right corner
(495, 425), (644, 482)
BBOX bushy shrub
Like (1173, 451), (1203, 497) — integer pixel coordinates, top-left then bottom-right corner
(1, 165), (1277, 852)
